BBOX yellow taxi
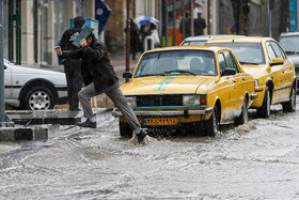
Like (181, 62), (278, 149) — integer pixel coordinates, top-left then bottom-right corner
(207, 37), (297, 118)
(113, 46), (256, 137)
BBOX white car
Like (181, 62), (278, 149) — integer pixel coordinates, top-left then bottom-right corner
(4, 59), (68, 110)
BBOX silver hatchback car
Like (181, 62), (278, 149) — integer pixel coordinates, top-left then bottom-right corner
(4, 59), (68, 110)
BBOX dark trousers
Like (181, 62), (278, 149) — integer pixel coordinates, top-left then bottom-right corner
(64, 59), (82, 110)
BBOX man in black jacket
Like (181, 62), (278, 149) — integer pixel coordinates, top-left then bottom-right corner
(55, 34), (147, 143)
(59, 16), (84, 111)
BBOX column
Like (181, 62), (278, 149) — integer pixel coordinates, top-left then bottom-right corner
(21, 0), (34, 64)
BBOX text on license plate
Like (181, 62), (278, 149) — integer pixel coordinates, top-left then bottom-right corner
(143, 118), (178, 126)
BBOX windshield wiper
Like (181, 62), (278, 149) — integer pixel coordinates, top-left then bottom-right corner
(137, 73), (166, 77)
(164, 70), (197, 76)
(239, 61), (260, 65)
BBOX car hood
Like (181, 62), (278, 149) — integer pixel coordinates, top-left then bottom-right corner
(11, 65), (64, 76)
(240, 64), (267, 79)
(121, 76), (217, 95)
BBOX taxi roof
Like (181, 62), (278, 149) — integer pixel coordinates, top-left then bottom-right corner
(207, 36), (274, 43)
(145, 46), (229, 53)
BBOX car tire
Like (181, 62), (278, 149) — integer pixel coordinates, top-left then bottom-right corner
(282, 86), (296, 112)
(21, 85), (55, 110)
(257, 88), (271, 118)
(205, 105), (221, 137)
(119, 122), (133, 138)
(235, 97), (249, 126)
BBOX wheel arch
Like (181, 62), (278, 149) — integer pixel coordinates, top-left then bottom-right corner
(19, 78), (58, 102)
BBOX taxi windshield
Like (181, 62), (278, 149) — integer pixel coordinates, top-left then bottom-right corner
(208, 42), (265, 64)
(135, 50), (217, 77)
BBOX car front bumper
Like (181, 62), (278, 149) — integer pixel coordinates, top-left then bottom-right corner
(112, 108), (213, 117)
(112, 107), (213, 126)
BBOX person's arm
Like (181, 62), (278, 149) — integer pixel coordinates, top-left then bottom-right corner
(61, 48), (83, 60)
(59, 31), (69, 50)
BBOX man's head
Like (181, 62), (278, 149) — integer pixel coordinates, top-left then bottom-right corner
(74, 16), (85, 28)
(197, 13), (202, 19)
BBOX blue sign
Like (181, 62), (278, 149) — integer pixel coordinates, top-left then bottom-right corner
(290, 0), (297, 31)
(95, 0), (112, 33)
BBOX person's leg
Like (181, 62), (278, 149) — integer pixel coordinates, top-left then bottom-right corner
(71, 61), (83, 110)
(64, 62), (74, 110)
(78, 83), (98, 120)
(106, 85), (142, 135)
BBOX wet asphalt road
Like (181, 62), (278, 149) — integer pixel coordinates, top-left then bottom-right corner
(1, 99), (299, 200)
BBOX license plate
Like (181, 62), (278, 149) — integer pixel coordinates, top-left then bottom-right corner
(143, 118), (178, 126)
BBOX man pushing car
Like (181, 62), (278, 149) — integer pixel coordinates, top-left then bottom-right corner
(55, 31), (147, 144)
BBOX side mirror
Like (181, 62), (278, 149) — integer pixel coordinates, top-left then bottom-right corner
(270, 58), (284, 66)
(123, 72), (132, 82)
(221, 69), (236, 76)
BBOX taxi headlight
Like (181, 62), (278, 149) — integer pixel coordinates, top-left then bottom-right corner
(126, 96), (136, 107)
(183, 95), (201, 106)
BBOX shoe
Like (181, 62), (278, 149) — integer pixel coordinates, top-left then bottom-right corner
(136, 128), (148, 144)
(70, 108), (81, 111)
(76, 119), (96, 128)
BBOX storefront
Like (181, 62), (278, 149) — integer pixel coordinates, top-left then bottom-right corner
(3, 0), (93, 65)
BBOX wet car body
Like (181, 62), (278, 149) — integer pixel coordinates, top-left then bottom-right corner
(113, 46), (256, 137)
(207, 37), (297, 117)
(279, 32), (299, 89)
(4, 59), (67, 110)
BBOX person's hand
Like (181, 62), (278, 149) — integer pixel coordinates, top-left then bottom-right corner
(54, 46), (62, 55)
(80, 39), (88, 47)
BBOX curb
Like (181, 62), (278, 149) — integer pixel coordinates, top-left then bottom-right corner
(0, 127), (48, 141)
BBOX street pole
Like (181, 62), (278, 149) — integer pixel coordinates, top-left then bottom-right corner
(181, 0), (186, 38)
(172, 0), (176, 46)
(190, 0), (194, 36)
(267, 0), (272, 37)
(0, 0), (5, 122)
(125, 0), (131, 73)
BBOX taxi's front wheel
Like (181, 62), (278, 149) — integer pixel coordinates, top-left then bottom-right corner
(257, 88), (271, 118)
(282, 87), (296, 112)
(205, 105), (221, 137)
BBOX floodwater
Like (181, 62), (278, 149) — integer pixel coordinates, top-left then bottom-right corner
(1, 101), (299, 199)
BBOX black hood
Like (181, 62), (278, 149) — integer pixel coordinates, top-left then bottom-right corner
(74, 16), (85, 28)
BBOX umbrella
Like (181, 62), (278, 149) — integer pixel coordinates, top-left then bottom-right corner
(134, 16), (159, 26)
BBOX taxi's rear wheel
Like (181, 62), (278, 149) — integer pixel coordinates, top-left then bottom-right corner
(282, 86), (296, 112)
(205, 105), (221, 137)
(119, 122), (132, 138)
(235, 97), (249, 126)
(257, 88), (271, 118)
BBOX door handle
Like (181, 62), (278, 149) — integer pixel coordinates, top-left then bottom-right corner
(232, 79), (236, 83)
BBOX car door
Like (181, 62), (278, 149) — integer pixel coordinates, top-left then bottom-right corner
(265, 41), (284, 104)
(217, 51), (236, 122)
(4, 62), (12, 99)
(270, 41), (294, 102)
(223, 51), (244, 115)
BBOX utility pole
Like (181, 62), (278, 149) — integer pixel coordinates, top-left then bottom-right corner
(172, 0), (176, 46)
(267, 0), (272, 37)
(0, 0), (5, 122)
(125, 0), (131, 73)
(190, 0), (194, 36)
(162, 0), (168, 46)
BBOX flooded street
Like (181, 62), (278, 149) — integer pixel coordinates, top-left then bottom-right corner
(1, 101), (299, 199)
